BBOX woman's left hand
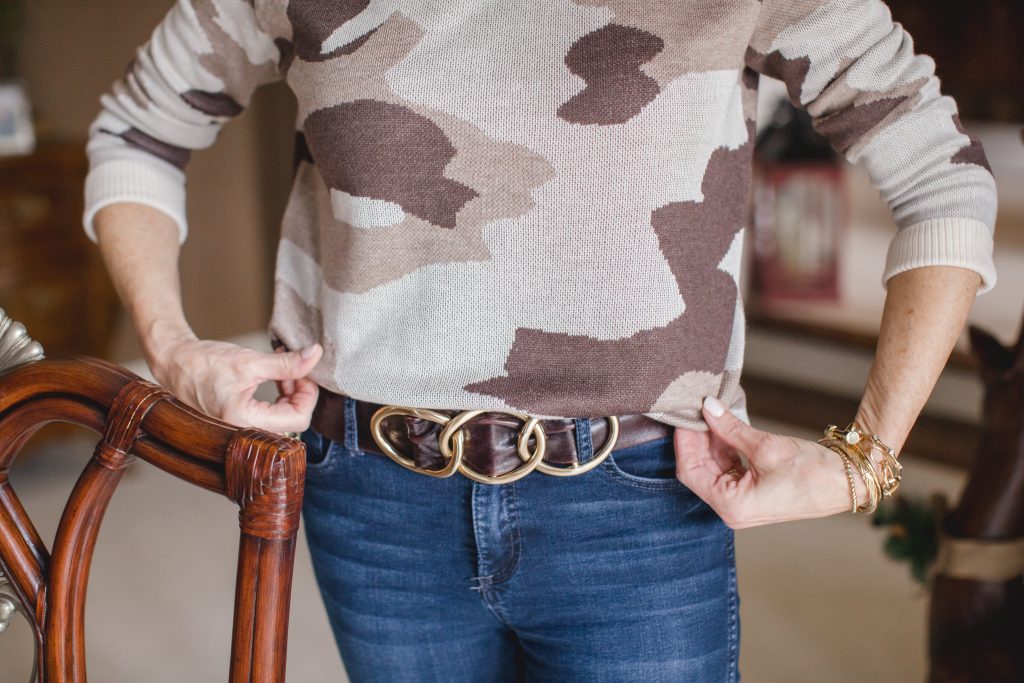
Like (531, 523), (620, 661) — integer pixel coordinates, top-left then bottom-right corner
(674, 396), (863, 529)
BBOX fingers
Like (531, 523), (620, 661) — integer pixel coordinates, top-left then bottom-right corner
(244, 398), (317, 433)
(701, 396), (765, 457)
(246, 359), (320, 432)
(673, 428), (720, 499)
(275, 379), (296, 397)
(273, 346), (296, 398)
(250, 343), (322, 382)
(280, 376), (319, 415)
(674, 427), (744, 500)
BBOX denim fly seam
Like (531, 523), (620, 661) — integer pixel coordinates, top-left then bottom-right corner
(472, 417), (591, 600)
(470, 483), (522, 626)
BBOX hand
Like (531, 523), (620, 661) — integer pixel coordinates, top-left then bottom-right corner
(674, 396), (865, 528)
(149, 334), (323, 434)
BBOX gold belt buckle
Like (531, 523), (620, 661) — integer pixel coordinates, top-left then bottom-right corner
(369, 406), (619, 484)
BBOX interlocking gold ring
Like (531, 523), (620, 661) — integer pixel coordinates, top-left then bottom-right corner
(439, 409), (547, 485)
(369, 406), (633, 484)
(535, 416), (619, 476)
(370, 406), (464, 478)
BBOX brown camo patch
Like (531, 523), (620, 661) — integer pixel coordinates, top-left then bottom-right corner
(570, 0), (761, 80)
(558, 24), (664, 125)
(181, 89), (244, 117)
(950, 114), (993, 174)
(287, 0), (373, 61)
(814, 95), (911, 155)
(744, 47), (811, 105)
(104, 127), (191, 170)
(303, 100), (479, 229)
(465, 123), (755, 416)
(191, 0), (276, 115)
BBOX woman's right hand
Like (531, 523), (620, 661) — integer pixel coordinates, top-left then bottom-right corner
(91, 204), (323, 434)
(148, 333), (323, 434)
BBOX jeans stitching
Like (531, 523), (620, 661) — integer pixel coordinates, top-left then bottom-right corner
(574, 417), (594, 464)
(725, 528), (740, 683)
(343, 397), (362, 453)
(600, 461), (685, 491)
(489, 482), (522, 585)
(601, 446), (690, 492)
(303, 428), (341, 474)
(469, 484), (515, 625)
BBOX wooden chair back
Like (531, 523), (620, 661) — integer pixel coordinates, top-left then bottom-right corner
(0, 353), (305, 682)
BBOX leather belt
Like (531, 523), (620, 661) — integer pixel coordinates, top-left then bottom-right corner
(310, 387), (674, 483)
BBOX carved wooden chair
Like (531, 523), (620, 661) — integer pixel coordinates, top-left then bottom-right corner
(0, 310), (305, 682)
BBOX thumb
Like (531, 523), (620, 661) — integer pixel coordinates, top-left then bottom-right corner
(252, 343), (323, 381)
(701, 396), (762, 455)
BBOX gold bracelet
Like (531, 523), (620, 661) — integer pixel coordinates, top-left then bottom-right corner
(823, 422), (902, 498)
(849, 420), (902, 497)
(820, 440), (867, 514)
(833, 446), (859, 514)
(819, 436), (881, 513)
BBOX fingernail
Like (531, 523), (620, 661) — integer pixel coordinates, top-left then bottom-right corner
(300, 344), (320, 360)
(703, 396), (726, 417)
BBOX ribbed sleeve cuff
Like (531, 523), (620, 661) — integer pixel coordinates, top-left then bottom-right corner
(83, 158), (188, 244)
(882, 218), (997, 295)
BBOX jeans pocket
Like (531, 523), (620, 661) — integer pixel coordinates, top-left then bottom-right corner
(601, 436), (698, 497)
(300, 427), (340, 474)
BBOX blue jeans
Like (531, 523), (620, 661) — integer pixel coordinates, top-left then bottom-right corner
(300, 402), (740, 682)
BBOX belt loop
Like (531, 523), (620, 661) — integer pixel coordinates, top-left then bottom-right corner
(344, 397), (361, 452)
(573, 418), (594, 464)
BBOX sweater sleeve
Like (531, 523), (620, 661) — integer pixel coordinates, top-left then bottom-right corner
(746, 0), (998, 294)
(83, 0), (282, 243)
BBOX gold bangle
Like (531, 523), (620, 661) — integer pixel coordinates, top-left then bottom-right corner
(828, 421), (903, 497)
(834, 446), (859, 514)
(850, 420), (903, 497)
(821, 440), (863, 514)
(819, 436), (881, 513)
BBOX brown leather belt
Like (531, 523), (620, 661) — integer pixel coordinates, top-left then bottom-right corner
(310, 387), (674, 482)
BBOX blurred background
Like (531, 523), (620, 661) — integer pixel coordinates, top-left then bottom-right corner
(0, 1), (1021, 681)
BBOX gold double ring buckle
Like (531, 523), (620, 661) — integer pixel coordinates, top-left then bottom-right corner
(369, 406), (620, 485)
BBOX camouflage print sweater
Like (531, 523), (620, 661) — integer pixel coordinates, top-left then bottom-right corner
(85, 0), (997, 429)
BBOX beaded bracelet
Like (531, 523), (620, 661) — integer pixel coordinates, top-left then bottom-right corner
(832, 446), (859, 514)
(818, 435), (882, 514)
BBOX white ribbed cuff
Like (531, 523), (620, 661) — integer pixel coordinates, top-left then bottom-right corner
(83, 158), (188, 244)
(883, 218), (997, 295)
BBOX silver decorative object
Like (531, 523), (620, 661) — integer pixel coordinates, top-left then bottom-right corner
(0, 307), (38, 632)
(0, 307), (44, 372)
(0, 567), (37, 681)
(0, 308), (42, 680)
(0, 568), (22, 635)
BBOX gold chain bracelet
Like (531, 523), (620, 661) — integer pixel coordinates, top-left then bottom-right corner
(822, 421), (902, 498)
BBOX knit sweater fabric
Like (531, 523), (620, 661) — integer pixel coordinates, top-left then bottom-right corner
(85, 0), (998, 429)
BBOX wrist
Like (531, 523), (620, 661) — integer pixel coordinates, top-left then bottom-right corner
(140, 317), (196, 374)
(852, 407), (907, 458)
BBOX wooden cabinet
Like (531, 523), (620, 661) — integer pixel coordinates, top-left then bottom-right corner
(0, 142), (118, 358)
